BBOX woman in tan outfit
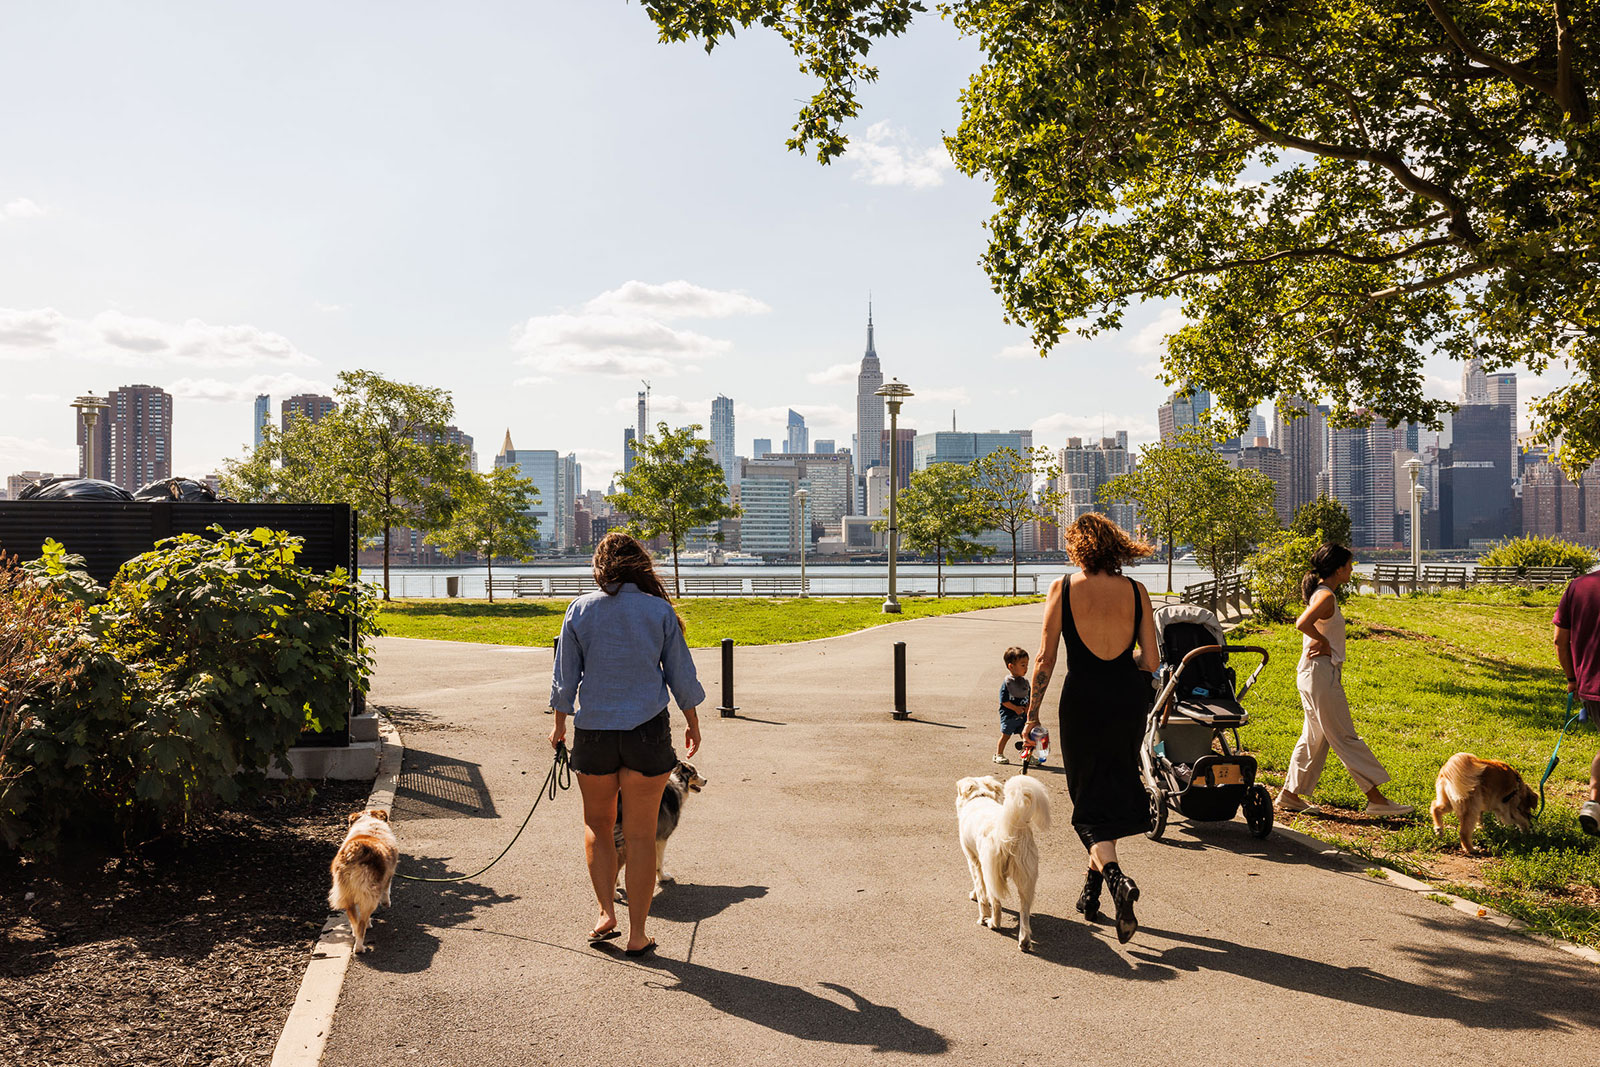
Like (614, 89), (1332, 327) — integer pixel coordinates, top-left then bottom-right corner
(1276, 543), (1413, 818)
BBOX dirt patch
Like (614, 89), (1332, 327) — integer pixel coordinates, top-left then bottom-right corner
(0, 779), (371, 1067)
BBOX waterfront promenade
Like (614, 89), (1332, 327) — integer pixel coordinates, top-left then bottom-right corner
(321, 606), (1598, 1066)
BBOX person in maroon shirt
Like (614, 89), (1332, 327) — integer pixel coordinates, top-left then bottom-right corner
(1552, 571), (1600, 835)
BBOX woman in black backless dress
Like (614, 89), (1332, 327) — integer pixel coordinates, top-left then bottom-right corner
(1026, 513), (1158, 943)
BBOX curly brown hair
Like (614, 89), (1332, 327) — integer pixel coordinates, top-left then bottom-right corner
(1062, 512), (1153, 575)
(592, 531), (672, 602)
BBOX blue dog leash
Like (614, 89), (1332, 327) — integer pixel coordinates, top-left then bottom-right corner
(1537, 693), (1584, 817)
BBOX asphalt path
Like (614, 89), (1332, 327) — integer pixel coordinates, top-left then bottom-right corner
(321, 604), (1598, 1066)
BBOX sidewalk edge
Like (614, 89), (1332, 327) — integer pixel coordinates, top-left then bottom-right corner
(269, 714), (406, 1067)
(1270, 821), (1600, 967)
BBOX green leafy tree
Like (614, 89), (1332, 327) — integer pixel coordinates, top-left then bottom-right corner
(608, 423), (740, 597)
(1190, 465), (1282, 582)
(1245, 530), (1326, 623)
(424, 467), (542, 603)
(972, 446), (1062, 596)
(1479, 535), (1598, 573)
(223, 370), (473, 599)
(874, 461), (991, 596)
(1292, 494), (1355, 548)
(1101, 427), (1216, 592)
(641, 1), (1600, 470)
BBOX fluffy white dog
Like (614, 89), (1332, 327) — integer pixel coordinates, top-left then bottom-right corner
(956, 774), (1052, 952)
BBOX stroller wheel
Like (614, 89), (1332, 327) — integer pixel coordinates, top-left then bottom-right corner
(1146, 786), (1168, 841)
(1244, 784), (1274, 839)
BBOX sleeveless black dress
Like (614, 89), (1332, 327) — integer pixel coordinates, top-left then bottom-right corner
(1059, 576), (1153, 848)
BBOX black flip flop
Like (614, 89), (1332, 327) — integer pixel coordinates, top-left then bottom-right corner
(588, 928), (621, 944)
(624, 939), (657, 958)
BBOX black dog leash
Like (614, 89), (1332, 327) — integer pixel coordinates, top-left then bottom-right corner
(398, 742), (573, 882)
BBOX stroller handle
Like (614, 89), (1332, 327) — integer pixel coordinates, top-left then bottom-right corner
(1154, 644), (1271, 726)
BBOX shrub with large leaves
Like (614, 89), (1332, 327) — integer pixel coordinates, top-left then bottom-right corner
(1478, 536), (1598, 574)
(3, 527), (377, 851)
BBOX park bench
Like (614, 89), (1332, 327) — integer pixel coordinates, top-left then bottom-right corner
(1421, 565), (1469, 590)
(1180, 573), (1252, 621)
(749, 576), (807, 597)
(547, 576), (592, 597)
(488, 576), (519, 598)
(1472, 565), (1522, 585)
(488, 575), (544, 597)
(681, 576), (747, 596)
(1525, 566), (1578, 587)
(1370, 563), (1418, 595)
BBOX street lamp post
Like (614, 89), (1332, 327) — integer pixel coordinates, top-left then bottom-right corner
(1405, 458), (1423, 589)
(875, 378), (913, 614)
(794, 486), (810, 598)
(71, 395), (110, 481)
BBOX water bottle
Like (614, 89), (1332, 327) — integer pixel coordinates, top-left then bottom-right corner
(1026, 724), (1051, 766)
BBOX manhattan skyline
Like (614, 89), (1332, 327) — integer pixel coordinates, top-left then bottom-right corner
(0, 3), (1558, 486)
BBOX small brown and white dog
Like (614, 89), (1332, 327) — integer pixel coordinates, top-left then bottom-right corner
(1431, 753), (1538, 854)
(956, 773), (1051, 951)
(615, 761), (707, 893)
(328, 809), (399, 953)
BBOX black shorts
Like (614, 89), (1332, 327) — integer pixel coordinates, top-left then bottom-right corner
(570, 709), (677, 777)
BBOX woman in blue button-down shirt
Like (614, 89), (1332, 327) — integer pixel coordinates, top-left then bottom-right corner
(549, 532), (704, 957)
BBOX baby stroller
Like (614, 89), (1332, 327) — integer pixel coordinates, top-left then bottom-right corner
(1141, 604), (1274, 840)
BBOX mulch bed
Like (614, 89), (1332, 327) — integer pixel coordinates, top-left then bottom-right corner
(0, 779), (372, 1067)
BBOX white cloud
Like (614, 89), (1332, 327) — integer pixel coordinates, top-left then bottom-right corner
(514, 375), (555, 388)
(0, 434), (76, 472)
(0, 198), (44, 221)
(849, 122), (955, 189)
(1031, 412), (1161, 447)
(514, 312), (727, 378)
(994, 344), (1038, 361)
(0, 306), (316, 368)
(807, 361), (859, 385)
(24, 392), (63, 404)
(314, 301), (344, 313)
(1131, 306), (1191, 357)
(917, 386), (971, 407)
(584, 280), (769, 321)
(0, 307), (67, 353)
(167, 372), (332, 404)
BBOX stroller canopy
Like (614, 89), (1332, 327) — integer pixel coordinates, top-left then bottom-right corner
(1154, 604), (1227, 657)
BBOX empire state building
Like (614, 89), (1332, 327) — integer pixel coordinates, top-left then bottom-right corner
(855, 307), (884, 487)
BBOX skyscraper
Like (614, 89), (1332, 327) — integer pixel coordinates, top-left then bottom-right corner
(1487, 372), (1518, 480)
(855, 305), (885, 476)
(253, 394), (271, 451)
(623, 427), (637, 474)
(637, 390), (648, 444)
(710, 395), (735, 487)
(753, 437), (773, 458)
(1439, 405), (1516, 547)
(785, 409), (809, 455)
(1156, 387), (1211, 441)
(1273, 396), (1326, 518)
(1461, 356), (1490, 405)
(1324, 420), (1399, 549)
(814, 439), (836, 454)
(281, 393), (335, 428)
(494, 432), (572, 552)
(82, 384), (172, 490)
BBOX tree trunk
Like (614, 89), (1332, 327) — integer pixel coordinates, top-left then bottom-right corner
(937, 543), (944, 597)
(671, 538), (681, 598)
(1011, 528), (1019, 596)
(486, 552), (494, 604)
(383, 523), (392, 601)
(1166, 528), (1175, 594)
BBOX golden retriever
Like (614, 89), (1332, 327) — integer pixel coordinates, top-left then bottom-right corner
(1430, 753), (1537, 854)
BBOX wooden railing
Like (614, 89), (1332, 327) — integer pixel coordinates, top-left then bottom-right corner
(1180, 573), (1253, 620)
(1365, 563), (1581, 595)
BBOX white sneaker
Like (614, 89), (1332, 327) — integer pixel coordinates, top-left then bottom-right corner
(1276, 793), (1321, 815)
(1364, 801), (1415, 817)
(1580, 800), (1600, 836)
(992, 755), (1010, 765)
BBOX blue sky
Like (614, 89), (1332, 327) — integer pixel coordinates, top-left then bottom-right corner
(0, 3), (1523, 486)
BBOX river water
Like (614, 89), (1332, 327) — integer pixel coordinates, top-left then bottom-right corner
(366, 560), (1230, 599)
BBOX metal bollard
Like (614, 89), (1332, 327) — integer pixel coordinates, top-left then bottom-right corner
(717, 638), (739, 717)
(892, 641), (910, 720)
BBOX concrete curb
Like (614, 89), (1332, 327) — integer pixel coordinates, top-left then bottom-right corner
(1270, 820), (1600, 967)
(269, 713), (406, 1067)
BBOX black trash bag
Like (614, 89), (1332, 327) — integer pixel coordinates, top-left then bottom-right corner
(17, 477), (135, 501)
(133, 477), (220, 502)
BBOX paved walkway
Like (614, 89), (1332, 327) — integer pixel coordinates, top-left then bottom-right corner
(323, 606), (1598, 1066)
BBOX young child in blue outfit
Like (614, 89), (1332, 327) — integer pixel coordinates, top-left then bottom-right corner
(995, 646), (1039, 766)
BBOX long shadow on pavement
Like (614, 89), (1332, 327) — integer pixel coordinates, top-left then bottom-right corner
(1130, 922), (1593, 1031)
(355, 857), (520, 975)
(631, 954), (949, 1055)
(648, 883), (769, 924)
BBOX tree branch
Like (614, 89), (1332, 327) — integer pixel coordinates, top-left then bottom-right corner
(1553, 0), (1593, 124)
(1421, 0), (1559, 98)
(1143, 232), (1455, 289)
(1213, 84), (1479, 244)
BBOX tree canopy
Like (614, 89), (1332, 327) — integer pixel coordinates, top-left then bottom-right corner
(876, 460), (992, 594)
(608, 423), (740, 597)
(1291, 493), (1355, 547)
(642, 1), (1600, 470)
(972, 446), (1062, 595)
(1101, 428), (1215, 592)
(425, 466), (542, 602)
(222, 370), (473, 598)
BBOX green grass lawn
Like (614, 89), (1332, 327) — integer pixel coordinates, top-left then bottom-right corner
(1231, 588), (1600, 948)
(375, 595), (1043, 648)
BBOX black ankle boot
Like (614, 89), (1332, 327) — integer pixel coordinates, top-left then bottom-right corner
(1075, 868), (1104, 921)
(1102, 862), (1140, 944)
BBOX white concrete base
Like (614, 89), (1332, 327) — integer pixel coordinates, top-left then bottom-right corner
(267, 740), (380, 781)
(348, 712), (380, 742)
